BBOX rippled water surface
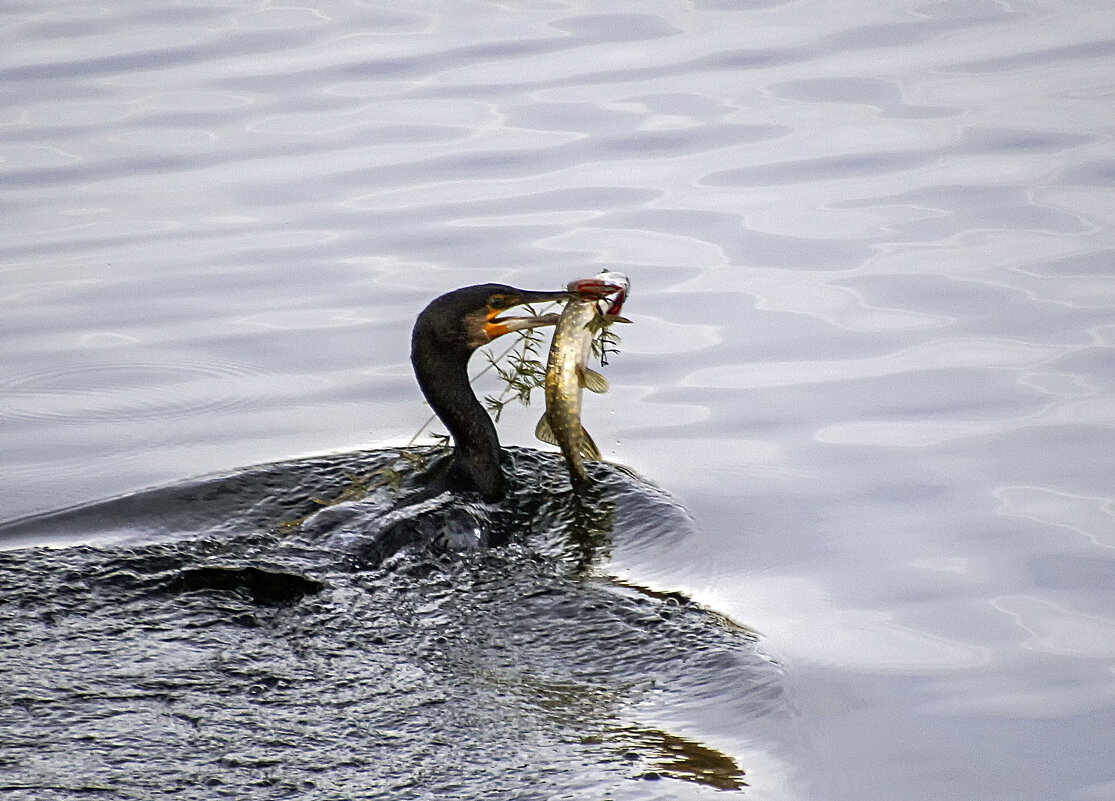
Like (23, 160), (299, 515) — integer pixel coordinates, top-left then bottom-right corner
(3, 2), (1114, 800)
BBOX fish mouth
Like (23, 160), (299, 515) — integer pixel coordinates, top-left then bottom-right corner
(483, 288), (570, 339)
(567, 272), (630, 316)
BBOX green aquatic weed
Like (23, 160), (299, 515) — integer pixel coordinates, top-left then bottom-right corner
(483, 306), (549, 422)
(590, 315), (627, 367)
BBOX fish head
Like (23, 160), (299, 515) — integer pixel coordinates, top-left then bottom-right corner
(566, 272), (630, 316)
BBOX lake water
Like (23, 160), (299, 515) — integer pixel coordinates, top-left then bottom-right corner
(3, 1), (1114, 799)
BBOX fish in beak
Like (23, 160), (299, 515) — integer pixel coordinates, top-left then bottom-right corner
(535, 272), (631, 487)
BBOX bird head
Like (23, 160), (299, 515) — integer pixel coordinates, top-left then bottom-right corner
(415, 283), (571, 354)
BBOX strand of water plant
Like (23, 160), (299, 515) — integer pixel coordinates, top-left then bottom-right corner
(481, 315), (549, 423)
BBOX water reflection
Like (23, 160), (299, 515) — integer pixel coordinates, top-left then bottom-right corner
(615, 724), (748, 791)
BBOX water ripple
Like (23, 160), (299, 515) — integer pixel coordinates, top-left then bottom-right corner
(0, 359), (276, 424)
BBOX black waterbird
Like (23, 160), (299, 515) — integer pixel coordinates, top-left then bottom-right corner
(410, 284), (570, 502)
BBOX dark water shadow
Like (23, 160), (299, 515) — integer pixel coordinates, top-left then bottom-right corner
(0, 447), (780, 798)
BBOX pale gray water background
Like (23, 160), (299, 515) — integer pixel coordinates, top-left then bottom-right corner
(3, 1), (1114, 799)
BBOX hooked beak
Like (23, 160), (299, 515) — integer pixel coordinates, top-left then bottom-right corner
(483, 288), (571, 340)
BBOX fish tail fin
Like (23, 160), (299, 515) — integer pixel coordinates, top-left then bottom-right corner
(534, 414), (559, 447)
(579, 426), (601, 461)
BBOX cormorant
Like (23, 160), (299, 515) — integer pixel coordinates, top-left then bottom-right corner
(410, 284), (570, 502)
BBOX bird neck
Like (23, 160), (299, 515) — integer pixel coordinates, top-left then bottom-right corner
(411, 344), (504, 501)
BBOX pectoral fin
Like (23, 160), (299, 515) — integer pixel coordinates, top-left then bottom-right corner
(579, 427), (601, 460)
(578, 366), (609, 394)
(535, 414), (559, 447)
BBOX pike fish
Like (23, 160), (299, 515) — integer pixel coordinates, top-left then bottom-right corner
(535, 272), (630, 486)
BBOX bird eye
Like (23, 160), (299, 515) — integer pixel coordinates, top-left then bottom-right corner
(488, 293), (512, 309)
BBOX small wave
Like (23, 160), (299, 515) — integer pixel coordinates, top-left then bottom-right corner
(0, 358), (272, 424)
